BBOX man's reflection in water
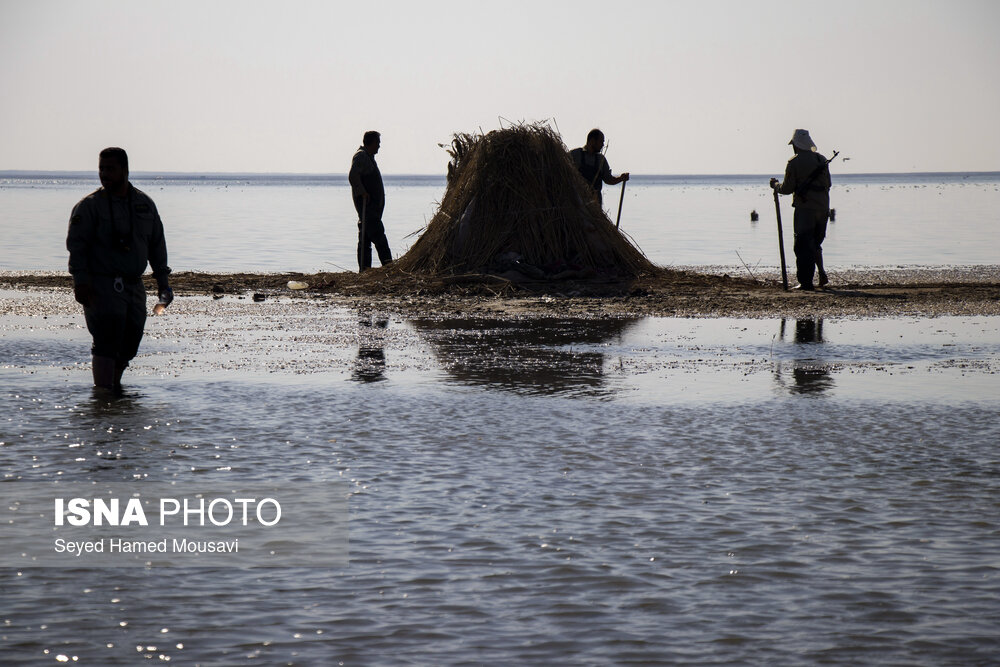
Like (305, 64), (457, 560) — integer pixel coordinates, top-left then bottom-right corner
(70, 389), (162, 478)
(775, 317), (834, 395)
(794, 318), (823, 344)
(353, 312), (388, 382)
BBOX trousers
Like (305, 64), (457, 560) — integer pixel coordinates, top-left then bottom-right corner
(353, 197), (392, 271)
(792, 207), (829, 287)
(83, 275), (147, 366)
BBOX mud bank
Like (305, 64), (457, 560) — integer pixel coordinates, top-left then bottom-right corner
(3, 266), (1000, 319)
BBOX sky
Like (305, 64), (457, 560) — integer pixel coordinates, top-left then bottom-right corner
(2, 0), (999, 175)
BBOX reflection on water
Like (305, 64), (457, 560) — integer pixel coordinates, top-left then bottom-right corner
(5, 384), (170, 483)
(353, 312), (389, 383)
(2, 308), (1000, 664)
(774, 318), (834, 395)
(409, 317), (639, 397)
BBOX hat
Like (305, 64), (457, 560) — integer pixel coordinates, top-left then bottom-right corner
(789, 129), (817, 151)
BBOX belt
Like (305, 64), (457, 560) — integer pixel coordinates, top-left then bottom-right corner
(94, 273), (142, 283)
(93, 274), (143, 293)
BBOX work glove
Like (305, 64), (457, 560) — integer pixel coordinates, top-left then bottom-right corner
(769, 178), (779, 189)
(157, 285), (174, 307)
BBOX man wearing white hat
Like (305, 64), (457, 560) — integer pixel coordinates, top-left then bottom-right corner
(770, 129), (832, 290)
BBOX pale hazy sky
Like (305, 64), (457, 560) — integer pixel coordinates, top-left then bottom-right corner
(2, 0), (998, 175)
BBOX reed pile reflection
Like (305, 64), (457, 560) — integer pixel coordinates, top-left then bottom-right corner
(409, 317), (639, 397)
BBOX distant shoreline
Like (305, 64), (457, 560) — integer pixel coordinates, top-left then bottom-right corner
(3, 170), (1000, 184)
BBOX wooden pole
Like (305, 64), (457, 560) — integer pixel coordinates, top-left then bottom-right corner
(359, 197), (368, 272)
(772, 186), (789, 290)
(615, 179), (627, 229)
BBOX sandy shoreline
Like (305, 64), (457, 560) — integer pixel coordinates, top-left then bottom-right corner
(3, 266), (1000, 318)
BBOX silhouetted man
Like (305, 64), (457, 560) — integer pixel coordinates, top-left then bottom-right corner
(770, 129), (832, 290)
(569, 128), (629, 205)
(349, 130), (393, 271)
(67, 147), (172, 391)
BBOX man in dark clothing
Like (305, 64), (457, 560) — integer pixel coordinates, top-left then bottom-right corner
(569, 128), (629, 206)
(66, 147), (172, 391)
(348, 130), (392, 271)
(770, 129), (832, 290)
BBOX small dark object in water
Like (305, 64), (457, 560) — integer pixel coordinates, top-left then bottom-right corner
(829, 208), (836, 221)
(750, 209), (759, 222)
(252, 293), (266, 302)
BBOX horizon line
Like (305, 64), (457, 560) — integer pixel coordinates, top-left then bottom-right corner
(4, 169), (1000, 179)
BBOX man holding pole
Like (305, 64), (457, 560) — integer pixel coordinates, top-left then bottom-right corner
(570, 129), (629, 207)
(349, 130), (393, 272)
(770, 129), (832, 291)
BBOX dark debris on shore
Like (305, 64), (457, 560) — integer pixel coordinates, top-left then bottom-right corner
(4, 266), (1000, 319)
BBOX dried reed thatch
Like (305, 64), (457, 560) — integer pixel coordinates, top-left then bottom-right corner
(393, 123), (655, 279)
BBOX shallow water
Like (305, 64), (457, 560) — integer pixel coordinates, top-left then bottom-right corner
(1, 292), (998, 664)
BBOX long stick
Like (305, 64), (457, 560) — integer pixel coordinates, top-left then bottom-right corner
(359, 197), (368, 272)
(772, 186), (789, 290)
(589, 142), (609, 189)
(615, 179), (626, 229)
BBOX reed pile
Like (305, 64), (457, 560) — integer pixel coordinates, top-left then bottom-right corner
(393, 123), (654, 278)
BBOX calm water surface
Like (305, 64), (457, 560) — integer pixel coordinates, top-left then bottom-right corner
(1, 292), (998, 664)
(3, 172), (999, 272)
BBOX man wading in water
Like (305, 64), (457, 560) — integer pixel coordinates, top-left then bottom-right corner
(66, 147), (172, 392)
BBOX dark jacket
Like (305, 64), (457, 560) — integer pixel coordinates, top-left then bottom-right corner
(67, 185), (170, 287)
(778, 151), (831, 211)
